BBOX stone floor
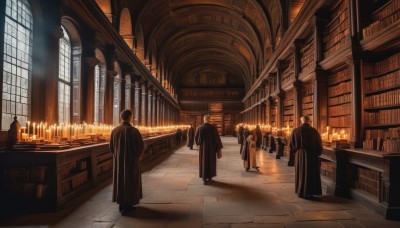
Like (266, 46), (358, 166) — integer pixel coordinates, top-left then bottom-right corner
(1, 136), (400, 228)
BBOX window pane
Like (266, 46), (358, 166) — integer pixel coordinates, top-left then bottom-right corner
(2, 0), (32, 130)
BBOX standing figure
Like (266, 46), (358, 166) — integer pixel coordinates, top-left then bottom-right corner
(242, 130), (259, 171)
(195, 114), (223, 185)
(255, 125), (262, 148)
(238, 124), (244, 144)
(187, 124), (195, 149)
(109, 110), (145, 215)
(290, 115), (323, 199)
(176, 128), (183, 145)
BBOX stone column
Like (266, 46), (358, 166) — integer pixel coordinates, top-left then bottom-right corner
(313, 70), (328, 133)
(104, 70), (116, 125)
(153, 91), (158, 126)
(141, 81), (148, 126)
(82, 57), (99, 124)
(133, 75), (141, 126)
(147, 86), (153, 127)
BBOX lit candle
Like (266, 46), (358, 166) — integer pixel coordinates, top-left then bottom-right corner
(27, 121), (30, 136)
(21, 133), (28, 141)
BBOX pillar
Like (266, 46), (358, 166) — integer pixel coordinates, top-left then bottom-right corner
(147, 86), (153, 127)
(153, 91), (158, 126)
(141, 81), (148, 126)
(82, 57), (99, 124)
(133, 75), (141, 126)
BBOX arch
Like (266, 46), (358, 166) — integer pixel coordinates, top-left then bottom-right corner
(95, 0), (113, 22)
(119, 8), (134, 49)
(134, 23), (145, 63)
(61, 17), (82, 123)
(94, 49), (107, 124)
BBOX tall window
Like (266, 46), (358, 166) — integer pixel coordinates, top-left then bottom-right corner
(113, 76), (121, 126)
(58, 26), (71, 124)
(2, 0), (33, 130)
(94, 65), (100, 123)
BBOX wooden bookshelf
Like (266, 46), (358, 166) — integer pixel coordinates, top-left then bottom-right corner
(282, 55), (295, 86)
(210, 113), (223, 134)
(302, 81), (314, 126)
(300, 37), (315, 73)
(362, 52), (400, 152)
(270, 99), (277, 128)
(283, 89), (294, 128)
(363, 0), (400, 38)
(328, 67), (352, 135)
(323, 0), (350, 58)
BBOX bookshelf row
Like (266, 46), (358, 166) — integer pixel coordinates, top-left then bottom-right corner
(363, 0), (400, 38)
(364, 108), (400, 126)
(323, 0), (350, 57)
(283, 90), (294, 127)
(301, 82), (313, 126)
(300, 38), (315, 72)
(281, 56), (295, 86)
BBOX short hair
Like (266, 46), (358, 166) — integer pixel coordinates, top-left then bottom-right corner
(300, 115), (310, 122)
(203, 114), (210, 123)
(120, 109), (133, 121)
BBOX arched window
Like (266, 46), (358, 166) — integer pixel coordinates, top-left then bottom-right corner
(2, 0), (33, 130)
(113, 75), (121, 126)
(94, 49), (106, 124)
(58, 26), (71, 124)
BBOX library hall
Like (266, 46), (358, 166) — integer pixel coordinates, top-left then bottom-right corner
(1, 0), (400, 227)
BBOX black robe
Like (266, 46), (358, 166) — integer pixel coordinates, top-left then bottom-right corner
(195, 123), (223, 180)
(187, 126), (195, 148)
(255, 126), (262, 147)
(109, 122), (145, 206)
(238, 126), (244, 144)
(290, 123), (323, 198)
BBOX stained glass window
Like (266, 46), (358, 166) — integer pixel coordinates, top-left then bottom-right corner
(2, 0), (32, 130)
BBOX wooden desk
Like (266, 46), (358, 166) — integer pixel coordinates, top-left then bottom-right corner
(0, 133), (179, 213)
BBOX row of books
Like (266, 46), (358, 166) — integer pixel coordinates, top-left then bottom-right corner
(329, 68), (351, 85)
(325, 0), (349, 31)
(363, 0), (400, 38)
(284, 115), (295, 121)
(300, 41), (314, 70)
(328, 81), (352, 97)
(97, 152), (113, 163)
(61, 171), (88, 196)
(302, 103), (313, 109)
(302, 110), (313, 117)
(323, 18), (349, 49)
(329, 93), (351, 106)
(282, 58), (294, 85)
(363, 138), (400, 152)
(97, 159), (113, 176)
(365, 128), (400, 139)
(4, 183), (47, 199)
(329, 115), (351, 127)
(364, 109), (400, 126)
(302, 94), (313, 103)
(3, 166), (47, 183)
(364, 69), (400, 92)
(353, 176), (379, 197)
(328, 103), (351, 116)
(364, 52), (400, 77)
(364, 89), (400, 108)
(60, 159), (87, 180)
(324, 34), (351, 57)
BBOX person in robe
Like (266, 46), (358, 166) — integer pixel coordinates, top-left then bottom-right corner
(242, 130), (259, 171)
(290, 115), (323, 199)
(187, 124), (195, 149)
(195, 114), (223, 185)
(238, 124), (244, 144)
(240, 128), (250, 155)
(255, 124), (262, 148)
(176, 128), (183, 144)
(109, 109), (145, 215)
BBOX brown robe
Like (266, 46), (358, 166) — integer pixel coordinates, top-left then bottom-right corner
(243, 133), (257, 169)
(187, 126), (195, 148)
(195, 123), (223, 180)
(109, 122), (145, 206)
(290, 123), (323, 198)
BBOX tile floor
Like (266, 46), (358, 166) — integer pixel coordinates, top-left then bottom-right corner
(1, 136), (400, 227)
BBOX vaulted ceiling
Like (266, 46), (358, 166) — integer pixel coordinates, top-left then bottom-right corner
(95, 0), (304, 110)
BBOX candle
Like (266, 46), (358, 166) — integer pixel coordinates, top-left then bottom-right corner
(21, 133), (28, 141)
(27, 121), (30, 136)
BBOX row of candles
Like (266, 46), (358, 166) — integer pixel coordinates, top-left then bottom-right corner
(236, 124), (350, 141)
(321, 126), (350, 142)
(235, 123), (293, 137)
(19, 121), (190, 143)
